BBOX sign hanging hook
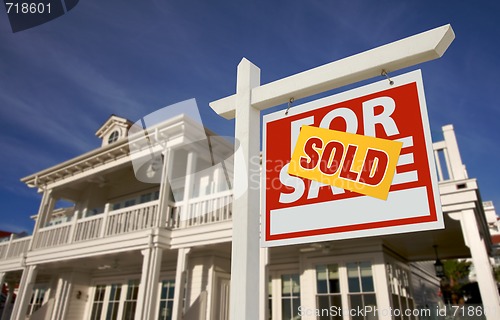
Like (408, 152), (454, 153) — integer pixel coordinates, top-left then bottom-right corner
(285, 97), (295, 115)
(381, 70), (394, 85)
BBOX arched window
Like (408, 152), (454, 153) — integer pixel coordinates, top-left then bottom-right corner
(108, 130), (120, 144)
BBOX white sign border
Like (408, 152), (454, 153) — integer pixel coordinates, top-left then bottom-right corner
(261, 69), (444, 247)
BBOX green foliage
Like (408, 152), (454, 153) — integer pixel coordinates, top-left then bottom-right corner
(440, 259), (472, 304)
(443, 260), (471, 286)
(494, 265), (500, 282)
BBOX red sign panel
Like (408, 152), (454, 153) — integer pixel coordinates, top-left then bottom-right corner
(262, 70), (443, 247)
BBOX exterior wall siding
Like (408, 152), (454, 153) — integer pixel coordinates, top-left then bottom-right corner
(66, 272), (92, 320)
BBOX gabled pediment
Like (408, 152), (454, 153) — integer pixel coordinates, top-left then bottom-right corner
(96, 115), (133, 147)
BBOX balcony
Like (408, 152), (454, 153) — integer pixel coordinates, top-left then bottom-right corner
(0, 190), (233, 266)
(0, 236), (31, 260)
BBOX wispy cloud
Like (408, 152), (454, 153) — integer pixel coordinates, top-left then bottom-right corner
(0, 222), (32, 234)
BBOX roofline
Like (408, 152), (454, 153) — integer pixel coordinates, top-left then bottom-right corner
(21, 134), (129, 187)
(21, 114), (210, 188)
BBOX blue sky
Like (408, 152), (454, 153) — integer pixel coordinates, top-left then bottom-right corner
(1, 0), (499, 233)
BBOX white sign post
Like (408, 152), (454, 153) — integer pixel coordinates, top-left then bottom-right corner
(210, 25), (454, 320)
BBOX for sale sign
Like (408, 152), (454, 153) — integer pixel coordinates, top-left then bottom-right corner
(262, 70), (443, 247)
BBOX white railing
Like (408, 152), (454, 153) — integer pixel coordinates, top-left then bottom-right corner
(0, 236), (32, 260)
(174, 191), (233, 228)
(73, 215), (103, 242)
(0, 241), (7, 259)
(1, 192), (234, 260)
(105, 201), (159, 236)
(166, 203), (182, 228)
(33, 224), (72, 250)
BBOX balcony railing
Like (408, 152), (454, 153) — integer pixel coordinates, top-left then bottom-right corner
(31, 200), (161, 250)
(74, 214), (103, 242)
(105, 201), (159, 236)
(35, 224), (72, 250)
(0, 191), (234, 261)
(170, 190), (233, 228)
(0, 235), (31, 260)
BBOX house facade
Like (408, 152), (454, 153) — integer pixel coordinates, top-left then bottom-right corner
(0, 114), (498, 320)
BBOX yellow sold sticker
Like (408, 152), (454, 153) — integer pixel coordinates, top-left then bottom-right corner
(288, 126), (403, 200)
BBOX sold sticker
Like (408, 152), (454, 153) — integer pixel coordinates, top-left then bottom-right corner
(288, 126), (402, 200)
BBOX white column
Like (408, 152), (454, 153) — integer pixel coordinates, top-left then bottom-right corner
(1, 281), (15, 320)
(259, 247), (269, 320)
(230, 58), (261, 320)
(67, 209), (80, 243)
(135, 245), (163, 319)
(442, 125), (467, 180)
(0, 272), (5, 290)
(212, 166), (221, 194)
(11, 265), (38, 320)
(99, 203), (111, 238)
(29, 189), (55, 251)
(4, 234), (14, 259)
(158, 148), (173, 227)
(459, 209), (500, 319)
(147, 246), (163, 320)
(40, 195), (56, 228)
(172, 247), (191, 320)
(298, 254), (317, 320)
(50, 273), (73, 320)
(181, 151), (197, 227)
(135, 248), (151, 319)
(372, 254), (392, 320)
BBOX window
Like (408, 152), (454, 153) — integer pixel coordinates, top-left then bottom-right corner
(124, 199), (136, 208)
(90, 285), (106, 320)
(140, 193), (152, 204)
(111, 190), (159, 212)
(387, 262), (415, 320)
(89, 281), (140, 320)
(268, 278), (273, 320)
(27, 287), (47, 316)
(346, 262), (377, 320)
(106, 284), (122, 320)
(122, 280), (139, 320)
(158, 280), (175, 320)
(316, 264), (342, 320)
(281, 274), (301, 320)
(269, 271), (302, 320)
(87, 207), (104, 217)
(108, 131), (120, 144)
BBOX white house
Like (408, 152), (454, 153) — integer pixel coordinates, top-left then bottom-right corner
(0, 114), (498, 320)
